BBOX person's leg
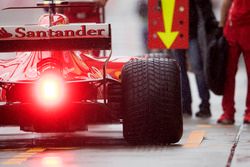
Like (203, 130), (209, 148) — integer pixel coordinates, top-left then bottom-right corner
(242, 50), (250, 123)
(239, 25), (250, 123)
(172, 49), (192, 116)
(218, 42), (241, 124)
(188, 39), (211, 117)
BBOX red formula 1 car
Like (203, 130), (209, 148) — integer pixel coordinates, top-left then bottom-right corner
(0, 0), (182, 145)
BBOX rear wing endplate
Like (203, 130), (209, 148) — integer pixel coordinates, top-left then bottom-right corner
(0, 23), (111, 52)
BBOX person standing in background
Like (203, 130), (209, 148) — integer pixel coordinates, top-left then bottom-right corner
(137, 0), (149, 53)
(173, 0), (218, 118)
(217, 0), (250, 124)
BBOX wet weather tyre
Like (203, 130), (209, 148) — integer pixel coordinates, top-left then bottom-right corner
(122, 57), (183, 145)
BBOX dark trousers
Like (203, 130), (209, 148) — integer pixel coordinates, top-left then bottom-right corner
(173, 39), (210, 113)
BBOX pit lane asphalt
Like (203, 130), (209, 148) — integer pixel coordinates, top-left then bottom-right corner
(0, 118), (249, 167)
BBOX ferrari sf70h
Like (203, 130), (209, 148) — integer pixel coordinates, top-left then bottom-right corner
(0, 0), (182, 145)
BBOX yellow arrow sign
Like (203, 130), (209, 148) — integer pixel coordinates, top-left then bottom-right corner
(157, 0), (179, 49)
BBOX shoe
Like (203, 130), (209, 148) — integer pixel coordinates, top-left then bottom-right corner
(196, 102), (211, 118)
(182, 107), (192, 117)
(243, 113), (250, 124)
(217, 113), (235, 125)
(182, 111), (192, 117)
(195, 108), (211, 118)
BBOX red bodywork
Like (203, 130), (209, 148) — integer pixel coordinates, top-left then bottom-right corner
(0, 1), (137, 130)
(0, 49), (131, 88)
(0, 49), (133, 101)
(0, 1), (134, 102)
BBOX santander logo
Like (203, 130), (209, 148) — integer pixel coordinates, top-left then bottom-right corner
(0, 28), (12, 38)
(0, 24), (110, 40)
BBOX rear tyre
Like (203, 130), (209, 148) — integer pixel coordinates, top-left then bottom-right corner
(122, 57), (183, 145)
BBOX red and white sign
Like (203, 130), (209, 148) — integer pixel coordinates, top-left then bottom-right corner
(0, 23), (110, 40)
(148, 0), (189, 49)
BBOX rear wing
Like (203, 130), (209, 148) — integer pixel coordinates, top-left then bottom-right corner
(37, 0), (108, 6)
(0, 23), (111, 52)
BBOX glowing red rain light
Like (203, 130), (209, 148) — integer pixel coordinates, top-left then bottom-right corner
(35, 73), (65, 107)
